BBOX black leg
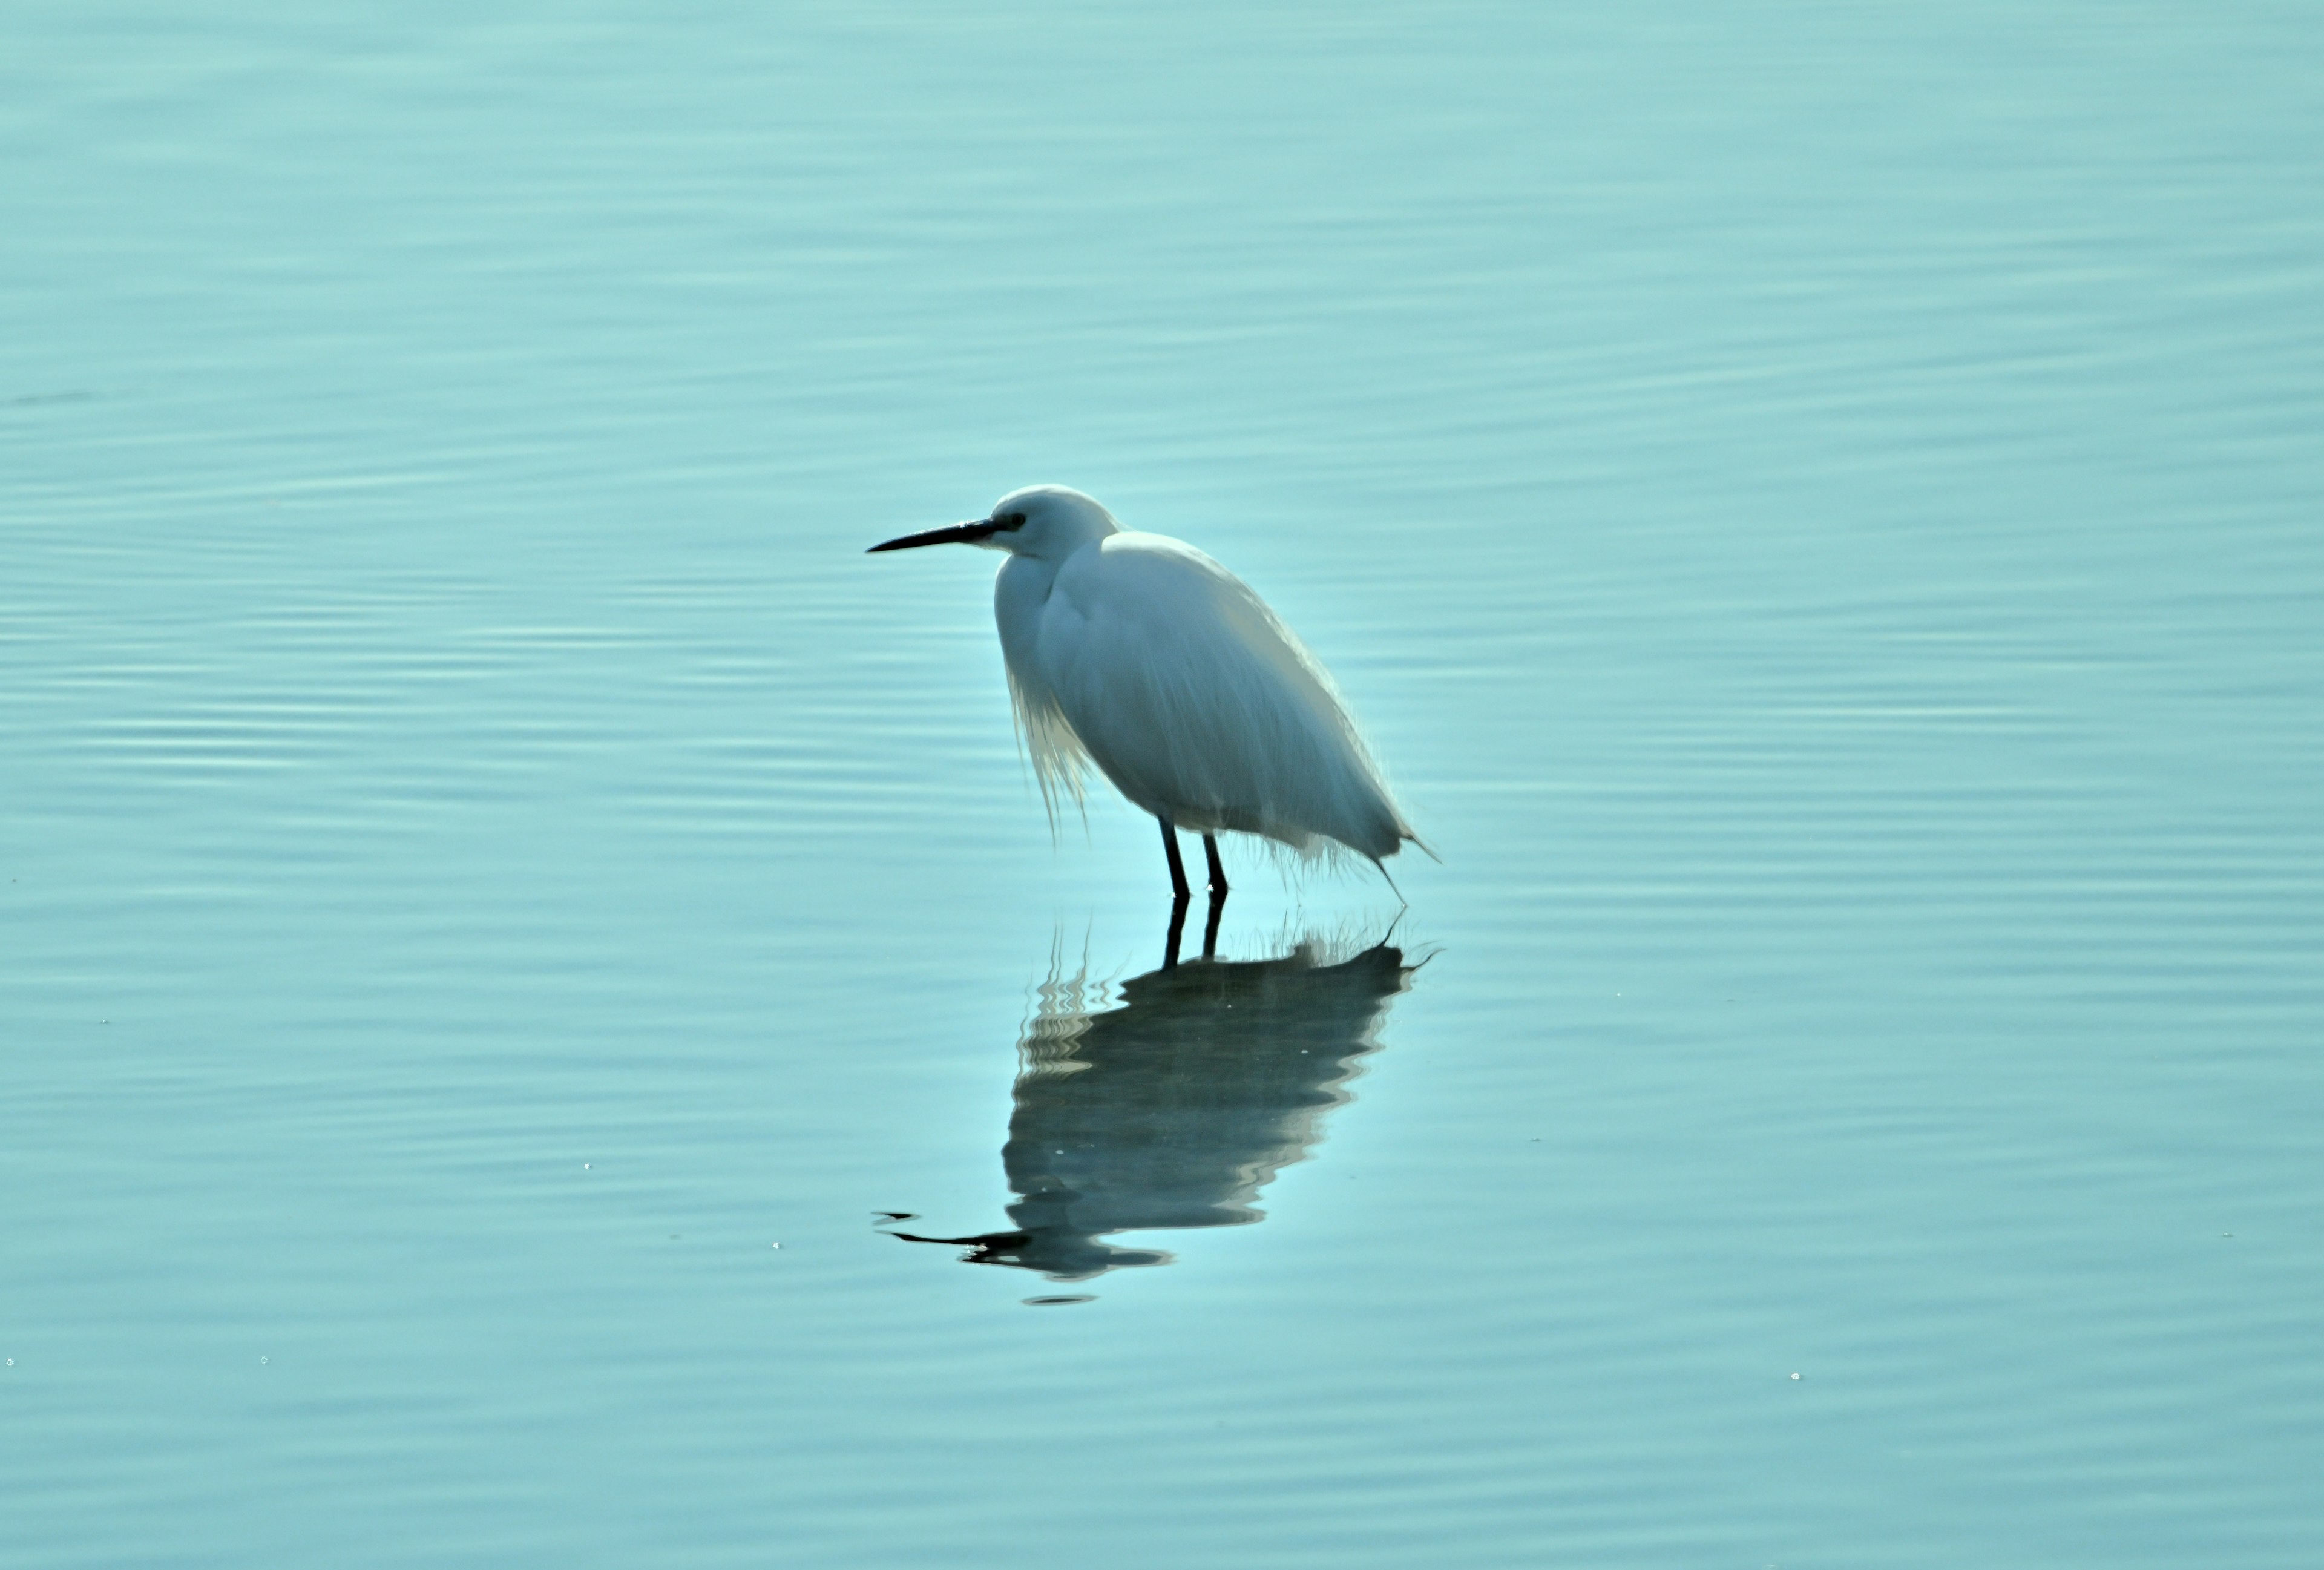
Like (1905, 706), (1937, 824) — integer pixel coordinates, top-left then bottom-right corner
(1160, 818), (1190, 902)
(1200, 886), (1224, 960)
(1159, 818), (1190, 968)
(1201, 833), (1229, 895)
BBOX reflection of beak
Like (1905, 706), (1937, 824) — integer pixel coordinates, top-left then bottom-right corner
(867, 518), (997, 553)
(883, 1226), (1172, 1281)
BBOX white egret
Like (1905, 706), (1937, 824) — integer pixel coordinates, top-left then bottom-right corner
(870, 486), (1422, 905)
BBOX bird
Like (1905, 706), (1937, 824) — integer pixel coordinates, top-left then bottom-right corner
(869, 485), (1421, 908)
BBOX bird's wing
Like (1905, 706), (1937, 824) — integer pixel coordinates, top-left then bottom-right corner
(1031, 533), (1411, 858)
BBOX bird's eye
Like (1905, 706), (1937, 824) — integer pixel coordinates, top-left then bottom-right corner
(997, 511), (1027, 530)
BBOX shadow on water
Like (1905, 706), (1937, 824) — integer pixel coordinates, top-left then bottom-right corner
(883, 925), (1422, 1292)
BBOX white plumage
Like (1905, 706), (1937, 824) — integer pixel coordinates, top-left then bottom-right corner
(871, 485), (1419, 888)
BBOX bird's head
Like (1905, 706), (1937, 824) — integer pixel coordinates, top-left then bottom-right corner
(868, 485), (1120, 562)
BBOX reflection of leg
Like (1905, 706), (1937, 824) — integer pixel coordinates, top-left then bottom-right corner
(1202, 833), (1229, 895)
(1163, 891), (1189, 970)
(1201, 887), (1224, 961)
(1160, 818), (1190, 902)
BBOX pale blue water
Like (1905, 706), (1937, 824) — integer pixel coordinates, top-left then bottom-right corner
(6, 5), (2322, 1566)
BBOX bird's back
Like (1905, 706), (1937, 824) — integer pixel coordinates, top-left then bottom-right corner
(1000, 532), (1413, 861)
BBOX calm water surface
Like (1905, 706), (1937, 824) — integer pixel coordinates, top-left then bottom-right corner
(5, 5), (2321, 1566)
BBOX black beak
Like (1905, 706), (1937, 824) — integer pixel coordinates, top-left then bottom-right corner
(867, 519), (997, 553)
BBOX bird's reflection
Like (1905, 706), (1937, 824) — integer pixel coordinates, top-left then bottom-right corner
(887, 931), (1419, 1284)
